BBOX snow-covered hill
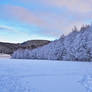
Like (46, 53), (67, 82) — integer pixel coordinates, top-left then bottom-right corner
(0, 59), (92, 92)
(12, 24), (92, 61)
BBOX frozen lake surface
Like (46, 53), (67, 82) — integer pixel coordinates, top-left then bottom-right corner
(0, 59), (92, 92)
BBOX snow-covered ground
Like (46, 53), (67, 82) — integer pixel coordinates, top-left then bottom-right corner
(0, 59), (92, 92)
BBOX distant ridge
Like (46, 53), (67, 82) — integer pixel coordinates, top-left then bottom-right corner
(21, 40), (50, 49)
(0, 40), (50, 54)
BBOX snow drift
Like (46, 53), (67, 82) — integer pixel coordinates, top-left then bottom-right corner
(12, 24), (92, 61)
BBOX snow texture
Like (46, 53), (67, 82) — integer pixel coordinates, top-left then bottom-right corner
(0, 59), (92, 92)
(12, 24), (92, 61)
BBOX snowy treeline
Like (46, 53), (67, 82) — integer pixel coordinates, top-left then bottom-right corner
(12, 24), (92, 61)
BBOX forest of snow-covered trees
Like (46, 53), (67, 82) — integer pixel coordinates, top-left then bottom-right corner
(12, 24), (92, 61)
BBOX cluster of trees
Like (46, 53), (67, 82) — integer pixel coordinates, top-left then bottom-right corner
(12, 24), (92, 61)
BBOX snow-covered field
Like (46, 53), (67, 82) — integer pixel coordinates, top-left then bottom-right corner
(0, 59), (92, 92)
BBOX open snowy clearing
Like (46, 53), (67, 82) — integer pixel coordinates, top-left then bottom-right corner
(0, 59), (92, 92)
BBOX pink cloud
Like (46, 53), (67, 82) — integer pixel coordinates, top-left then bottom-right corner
(45, 0), (92, 13)
(21, 0), (92, 13)
(0, 5), (45, 26)
(0, 4), (90, 38)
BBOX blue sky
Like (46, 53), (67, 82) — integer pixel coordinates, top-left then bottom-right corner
(0, 0), (92, 43)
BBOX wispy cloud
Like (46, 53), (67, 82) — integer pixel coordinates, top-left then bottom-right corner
(46, 0), (92, 13)
(0, 25), (33, 43)
(0, 5), (45, 26)
(0, 25), (17, 32)
(0, 0), (91, 41)
(21, 0), (92, 13)
(0, 4), (70, 36)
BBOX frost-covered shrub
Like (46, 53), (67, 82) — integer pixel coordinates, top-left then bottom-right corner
(12, 24), (92, 61)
